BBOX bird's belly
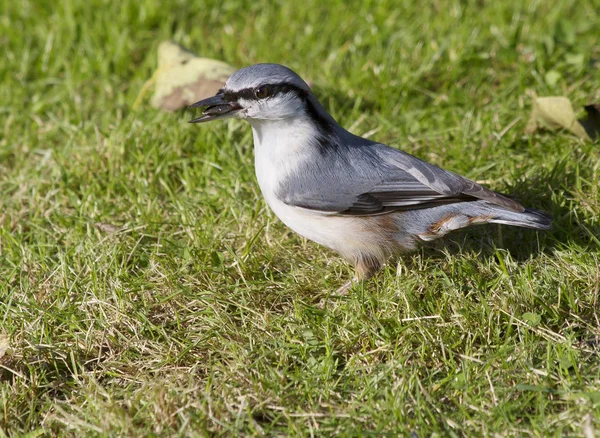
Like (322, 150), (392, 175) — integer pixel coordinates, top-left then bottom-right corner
(266, 196), (349, 249)
(261, 192), (403, 261)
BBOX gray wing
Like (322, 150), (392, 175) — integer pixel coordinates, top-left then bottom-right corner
(276, 137), (524, 216)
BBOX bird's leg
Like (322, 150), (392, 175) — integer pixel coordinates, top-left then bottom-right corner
(334, 254), (382, 295)
(317, 255), (383, 308)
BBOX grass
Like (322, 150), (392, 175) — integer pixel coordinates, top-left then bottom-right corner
(1, 0), (600, 435)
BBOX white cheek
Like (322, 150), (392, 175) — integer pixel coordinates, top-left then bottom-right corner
(243, 96), (304, 120)
(237, 98), (255, 118)
(272, 96), (304, 117)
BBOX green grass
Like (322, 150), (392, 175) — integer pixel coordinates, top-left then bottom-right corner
(1, 0), (600, 435)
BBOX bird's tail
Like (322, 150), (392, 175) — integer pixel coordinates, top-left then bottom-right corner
(402, 201), (552, 242)
(488, 207), (552, 230)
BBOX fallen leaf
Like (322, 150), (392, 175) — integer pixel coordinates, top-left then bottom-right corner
(0, 334), (9, 360)
(525, 96), (591, 140)
(134, 41), (235, 111)
(579, 104), (600, 140)
(94, 222), (122, 234)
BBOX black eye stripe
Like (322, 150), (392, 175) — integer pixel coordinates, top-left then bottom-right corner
(223, 84), (308, 102)
(223, 82), (334, 136)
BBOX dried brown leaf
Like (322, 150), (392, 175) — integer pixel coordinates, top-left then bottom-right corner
(134, 41), (235, 111)
(525, 96), (591, 140)
(0, 334), (9, 360)
(94, 222), (122, 234)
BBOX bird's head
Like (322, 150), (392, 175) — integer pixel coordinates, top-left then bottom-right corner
(189, 63), (335, 130)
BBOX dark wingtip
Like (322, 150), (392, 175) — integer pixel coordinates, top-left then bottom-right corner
(523, 208), (553, 230)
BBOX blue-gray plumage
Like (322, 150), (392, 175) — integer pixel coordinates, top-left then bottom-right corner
(189, 63), (551, 291)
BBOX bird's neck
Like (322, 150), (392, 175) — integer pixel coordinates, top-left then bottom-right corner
(249, 115), (319, 181)
(249, 115), (321, 154)
(248, 94), (343, 158)
(249, 114), (342, 201)
(248, 94), (349, 198)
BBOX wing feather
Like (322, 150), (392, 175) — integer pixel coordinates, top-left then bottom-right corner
(276, 135), (524, 216)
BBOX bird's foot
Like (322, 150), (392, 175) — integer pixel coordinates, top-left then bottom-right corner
(335, 278), (357, 296)
(316, 277), (358, 309)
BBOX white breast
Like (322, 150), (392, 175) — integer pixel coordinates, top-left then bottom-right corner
(249, 119), (382, 259)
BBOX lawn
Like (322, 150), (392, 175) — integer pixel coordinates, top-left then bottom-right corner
(1, 0), (600, 435)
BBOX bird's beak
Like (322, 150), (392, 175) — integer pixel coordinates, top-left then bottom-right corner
(188, 94), (242, 123)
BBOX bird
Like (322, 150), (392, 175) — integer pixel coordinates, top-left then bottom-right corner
(189, 63), (551, 292)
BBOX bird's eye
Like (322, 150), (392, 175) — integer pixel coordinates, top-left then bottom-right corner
(254, 86), (271, 99)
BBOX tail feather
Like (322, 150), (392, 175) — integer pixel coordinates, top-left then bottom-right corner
(489, 207), (552, 230)
(403, 201), (552, 242)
